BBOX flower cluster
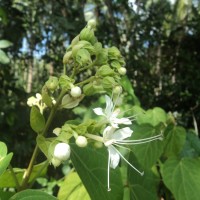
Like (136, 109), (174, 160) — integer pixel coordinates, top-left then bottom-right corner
(91, 94), (163, 191)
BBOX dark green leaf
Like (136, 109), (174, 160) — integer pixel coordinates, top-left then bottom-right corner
(161, 157), (200, 200)
(70, 144), (123, 200)
(128, 153), (159, 200)
(130, 124), (163, 168)
(164, 126), (186, 157)
(9, 189), (57, 200)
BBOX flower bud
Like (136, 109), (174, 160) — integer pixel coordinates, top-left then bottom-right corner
(51, 157), (61, 167)
(118, 67), (127, 75)
(76, 136), (88, 147)
(63, 51), (72, 64)
(80, 27), (95, 43)
(87, 19), (96, 28)
(45, 76), (59, 91)
(70, 86), (82, 98)
(113, 86), (122, 94)
(53, 127), (61, 136)
(53, 143), (70, 161)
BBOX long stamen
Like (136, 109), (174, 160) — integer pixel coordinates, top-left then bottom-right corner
(115, 134), (163, 144)
(107, 150), (111, 192)
(113, 146), (144, 176)
(114, 143), (131, 151)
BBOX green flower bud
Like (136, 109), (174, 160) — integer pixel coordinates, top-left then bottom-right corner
(71, 35), (80, 47)
(113, 85), (123, 94)
(51, 157), (61, 168)
(95, 49), (108, 65)
(70, 86), (82, 98)
(61, 94), (83, 109)
(87, 19), (96, 28)
(75, 136), (88, 147)
(80, 27), (95, 43)
(63, 51), (72, 64)
(97, 65), (115, 77)
(118, 67), (127, 75)
(53, 127), (61, 136)
(108, 46), (121, 59)
(45, 76), (59, 91)
(76, 49), (91, 66)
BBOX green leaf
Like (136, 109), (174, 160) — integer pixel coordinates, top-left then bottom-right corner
(128, 153), (159, 200)
(70, 144), (123, 200)
(180, 130), (200, 158)
(9, 189), (57, 200)
(0, 189), (14, 200)
(30, 106), (45, 134)
(0, 141), (7, 157)
(0, 153), (13, 176)
(164, 126), (186, 157)
(120, 76), (140, 106)
(137, 107), (167, 126)
(57, 171), (90, 200)
(0, 49), (10, 64)
(37, 135), (55, 159)
(0, 162), (48, 188)
(161, 157), (200, 200)
(0, 40), (13, 48)
(130, 124), (163, 169)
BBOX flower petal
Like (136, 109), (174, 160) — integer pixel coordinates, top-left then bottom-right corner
(113, 117), (132, 125)
(105, 95), (113, 116)
(93, 107), (104, 116)
(108, 146), (120, 169)
(112, 127), (133, 140)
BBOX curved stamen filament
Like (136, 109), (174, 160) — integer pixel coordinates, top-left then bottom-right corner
(107, 150), (111, 192)
(113, 146), (144, 176)
(116, 134), (163, 144)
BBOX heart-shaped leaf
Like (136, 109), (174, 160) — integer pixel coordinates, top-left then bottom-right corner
(70, 144), (123, 200)
(161, 157), (200, 200)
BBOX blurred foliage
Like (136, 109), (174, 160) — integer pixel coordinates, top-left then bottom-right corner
(0, 0), (200, 199)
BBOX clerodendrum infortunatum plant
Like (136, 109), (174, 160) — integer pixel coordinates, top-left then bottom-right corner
(24, 19), (163, 193)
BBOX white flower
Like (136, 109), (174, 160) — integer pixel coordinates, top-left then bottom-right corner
(93, 95), (132, 128)
(102, 126), (163, 191)
(27, 93), (46, 114)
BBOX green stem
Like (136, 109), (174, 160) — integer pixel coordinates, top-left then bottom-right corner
(29, 160), (49, 189)
(19, 89), (66, 191)
(76, 76), (95, 86)
(85, 133), (103, 143)
(79, 60), (96, 73)
(9, 164), (20, 190)
(63, 64), (67, 75)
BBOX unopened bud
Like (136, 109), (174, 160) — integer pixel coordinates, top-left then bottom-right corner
(87, 19), (96, 28)
(76, 136), (88, 147)
(113, 86), (122, 94)
(45, 76), (59, 91)
(53, 128), (61, 136)
(51, 157), (61, 167)
(70, 86), (82, 98)
(63, 51), (72, 64)
(118, 67), (127, 75)
(54, 143), (70, 161)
